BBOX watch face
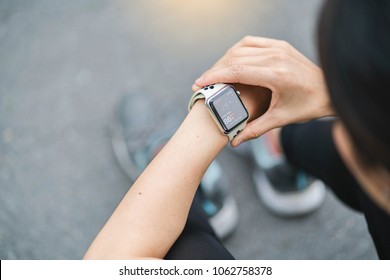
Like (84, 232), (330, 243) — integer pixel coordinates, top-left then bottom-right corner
(209, 86), (249, 133)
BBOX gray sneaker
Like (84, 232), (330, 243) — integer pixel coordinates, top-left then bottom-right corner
(111, 92), (239, 239)
(250, 135), (326, 217)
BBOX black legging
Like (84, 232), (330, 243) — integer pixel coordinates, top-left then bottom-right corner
(165, 188), (235, 260)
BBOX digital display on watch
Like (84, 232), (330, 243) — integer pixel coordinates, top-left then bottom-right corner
(209, 87), (249, 132)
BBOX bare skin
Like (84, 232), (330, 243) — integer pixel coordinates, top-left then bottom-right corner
(193, 36), (334, 147)
(194, 36), (390, 214)
(84, 85), (270, 259)
(333, 122), (390, 214)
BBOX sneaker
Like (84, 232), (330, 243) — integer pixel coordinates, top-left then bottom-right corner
(250, 134), (326, 217)
(201, 161), (239, 239)
(110, 92), (239, 239)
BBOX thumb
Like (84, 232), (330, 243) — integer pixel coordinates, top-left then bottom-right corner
(192, 83), (201, 92)
(231, 113), (279, 147)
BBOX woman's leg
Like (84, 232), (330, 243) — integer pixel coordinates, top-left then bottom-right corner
(165, 188), (235, 260)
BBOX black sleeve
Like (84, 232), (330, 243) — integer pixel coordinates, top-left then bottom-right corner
(280, 120), (390, 259)
(281, 120), (362, 212)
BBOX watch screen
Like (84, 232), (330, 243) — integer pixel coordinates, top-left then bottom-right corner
(210, 87), (248, 132)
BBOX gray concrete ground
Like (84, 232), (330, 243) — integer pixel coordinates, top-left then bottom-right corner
(0, 0), (377, 259)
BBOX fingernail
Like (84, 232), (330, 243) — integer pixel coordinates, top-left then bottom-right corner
(195, 75), (204, 85)
(192, 84), (199, 91)
(233, 139), (242, 147)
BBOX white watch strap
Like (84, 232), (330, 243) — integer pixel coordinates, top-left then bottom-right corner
(188, 83), (248, 141)
(188, 83), (227, 111)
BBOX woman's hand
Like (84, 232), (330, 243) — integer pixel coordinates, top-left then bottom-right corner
(193, 36), (334, 146)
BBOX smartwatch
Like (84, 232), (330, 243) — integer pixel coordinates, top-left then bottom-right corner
(188, 83), (249, 141)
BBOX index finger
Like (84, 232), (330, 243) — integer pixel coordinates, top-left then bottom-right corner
(194, 65), (276, 91)
(232, 36), (282, 49)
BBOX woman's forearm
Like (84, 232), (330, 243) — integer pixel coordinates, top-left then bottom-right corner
(84, 101), (228, 259)
(84, 85), (269, 259)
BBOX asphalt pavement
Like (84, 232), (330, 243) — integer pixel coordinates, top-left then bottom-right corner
(0, 0), (377, 259)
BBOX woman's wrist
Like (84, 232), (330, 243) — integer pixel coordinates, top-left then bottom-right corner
(314, 68), (336, 118)
(175, 100), (228, 163)
(185, 85), (268, 149)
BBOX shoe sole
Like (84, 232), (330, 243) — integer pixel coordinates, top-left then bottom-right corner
(209, 194), (239, 240)
(253, 169), (326, 217)
(111, 123), (140, 182)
